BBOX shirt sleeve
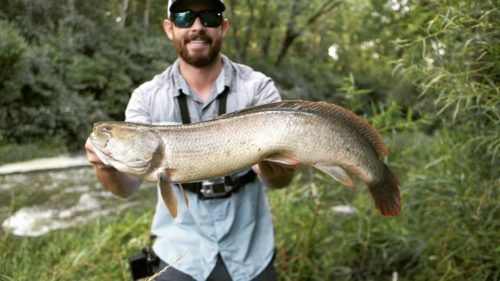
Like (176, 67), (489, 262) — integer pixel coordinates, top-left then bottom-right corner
(125, 87), (151, 124)
(252, 75), (282, 106)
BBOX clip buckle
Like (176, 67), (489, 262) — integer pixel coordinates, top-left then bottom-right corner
(199, 177), (233, 199)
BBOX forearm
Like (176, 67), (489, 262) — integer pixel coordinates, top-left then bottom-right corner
(93, 165), (142, 198)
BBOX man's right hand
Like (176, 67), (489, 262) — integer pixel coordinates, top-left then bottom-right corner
(85, 137), (141, 197)
(85, 138), (114, 170)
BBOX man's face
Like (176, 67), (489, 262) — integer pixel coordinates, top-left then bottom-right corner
(164, 2), (228, 67)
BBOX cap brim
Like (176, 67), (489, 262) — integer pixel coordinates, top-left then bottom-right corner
(170, 0), (225, 13)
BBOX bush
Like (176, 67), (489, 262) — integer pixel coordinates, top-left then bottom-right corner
(0, 22), (30, 104)
(0, 2), (173, 153)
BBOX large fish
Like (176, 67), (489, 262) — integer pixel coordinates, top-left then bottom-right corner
(89, 100), (401, 218)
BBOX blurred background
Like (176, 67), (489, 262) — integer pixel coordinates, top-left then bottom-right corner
(0, 0), (498, 280)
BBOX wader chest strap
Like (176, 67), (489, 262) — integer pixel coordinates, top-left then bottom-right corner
(175, 86), (256, 198)
(177, 91), (190, 125)
(177, 86), (229, 125)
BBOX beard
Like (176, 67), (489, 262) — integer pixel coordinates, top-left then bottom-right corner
(174, 30), (222, 68)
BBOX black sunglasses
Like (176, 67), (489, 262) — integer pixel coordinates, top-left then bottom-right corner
(171, 10), (224, 28)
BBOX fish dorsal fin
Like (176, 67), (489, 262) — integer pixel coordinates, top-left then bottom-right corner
(312, 101), (389, 156)
(217, 100), (304, 119)
(220, 100), (388, 156)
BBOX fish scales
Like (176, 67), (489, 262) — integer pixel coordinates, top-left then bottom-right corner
(90, 100), (401, 218)
(163, 112), (357, 181)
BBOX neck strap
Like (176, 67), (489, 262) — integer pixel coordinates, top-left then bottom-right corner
(177, 86), (229, 125)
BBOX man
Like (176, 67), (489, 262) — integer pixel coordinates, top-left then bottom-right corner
(85, 0), (296, 280)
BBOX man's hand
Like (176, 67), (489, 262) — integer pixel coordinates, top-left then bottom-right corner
(85, 138), (113, 170)
(85, 138), (141, 197)
(252, 161), (298, 189)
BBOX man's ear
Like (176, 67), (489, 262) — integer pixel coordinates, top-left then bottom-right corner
(163, 19), (174, 40)
(221, 19), (229, 38)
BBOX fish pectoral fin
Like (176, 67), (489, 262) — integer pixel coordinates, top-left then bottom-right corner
(314, 164), (355, 188)
(181, 186), (189, 207)
(158, 172), (178, 219)
(264, 153), (301, 166)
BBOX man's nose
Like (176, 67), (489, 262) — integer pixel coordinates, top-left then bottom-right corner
(190, 16), (204, 29)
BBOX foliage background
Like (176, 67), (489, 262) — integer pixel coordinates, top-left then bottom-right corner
(0, 0), (498, 280)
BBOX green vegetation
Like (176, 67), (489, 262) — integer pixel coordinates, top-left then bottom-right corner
(0, 209), (153, 280)
(1, 131), (498, 280)
(0, 142), (67, 165)
(272, 130), (499, 281)
(0, 0), (498, 280)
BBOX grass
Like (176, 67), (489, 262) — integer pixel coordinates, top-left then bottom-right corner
(0, 130), (498, 280)
(271, 129), (499, 281)
(0, 142), (68, 165)
(0, 209), (153, 281)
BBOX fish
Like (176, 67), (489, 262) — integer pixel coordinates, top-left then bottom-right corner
(89, 100), (401, 218)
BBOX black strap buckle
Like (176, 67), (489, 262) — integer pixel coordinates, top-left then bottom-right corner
(199, 177), (233, 199)
(181, 169), (257, 200)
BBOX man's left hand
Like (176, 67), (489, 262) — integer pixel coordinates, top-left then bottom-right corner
(252, 161), (298, 189)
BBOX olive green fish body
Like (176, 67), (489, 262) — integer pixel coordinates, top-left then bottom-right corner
(90, 100), (401, 218)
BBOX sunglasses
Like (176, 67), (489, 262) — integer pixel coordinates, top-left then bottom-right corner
(171, 10), (224, 28)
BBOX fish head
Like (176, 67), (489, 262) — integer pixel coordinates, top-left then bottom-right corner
(89, 122), (164, 177)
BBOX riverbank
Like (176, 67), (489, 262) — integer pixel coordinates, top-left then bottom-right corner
(0, 157), (155, 237)
(0, 154), (90, 175)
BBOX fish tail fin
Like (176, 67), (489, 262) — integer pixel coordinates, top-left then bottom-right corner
(368, 166), (401, 216)
(158, 173), (178, 219)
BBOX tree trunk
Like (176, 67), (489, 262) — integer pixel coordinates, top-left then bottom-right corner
(274, 0), (299, 66)
(259, 1), (272, 58)
(260, 22), (274, 58)
(274, 0), (341, 66)
(144, 0), (151, 27)
(227, 0), (242, 62)
(119, 0), (130, 28)
(68, 0), (75, 16)
(240, 0), (255, 61)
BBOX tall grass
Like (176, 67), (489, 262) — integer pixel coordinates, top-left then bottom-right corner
(1, 130), (498, 280)
(393, 0), (500, 166)
(0, 209), (153, 281)
(271, 129), (499, 281)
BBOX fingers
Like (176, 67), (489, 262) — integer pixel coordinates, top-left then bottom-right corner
(251, 163), (261, 175)
(253, 161), (297, 178)
(85, 139), (98, 162)
(253, 161), (296, 189)
(85, 138), (110, 169)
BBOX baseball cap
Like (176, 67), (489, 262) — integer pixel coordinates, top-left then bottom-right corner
(168, 0), (225, 16)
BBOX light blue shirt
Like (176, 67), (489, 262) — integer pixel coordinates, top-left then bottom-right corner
(125, 55), (281, 281)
